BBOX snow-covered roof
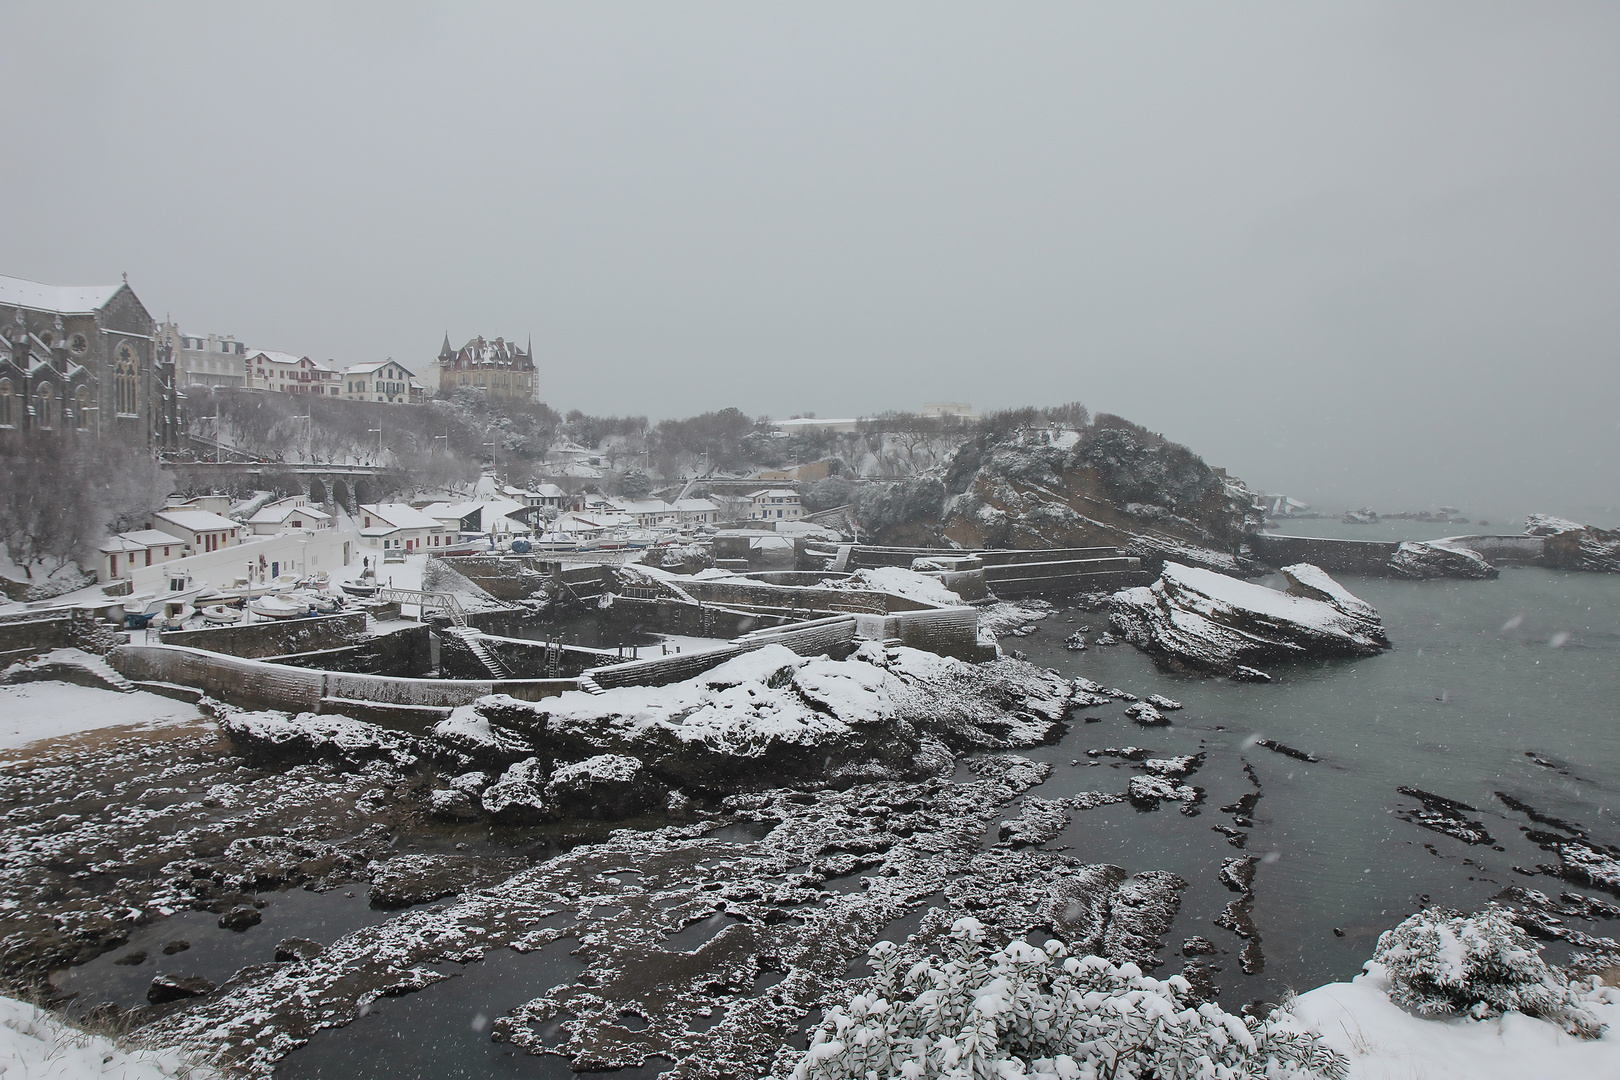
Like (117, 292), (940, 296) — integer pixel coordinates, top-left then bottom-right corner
(97, 529), (184, 553)
(0, 275), (122, 314)
(749, 489), (800, 499)
(153, 508), (239, 533)
(611, 498), (672, 515)
(344, 359), (414, 377)
(245, 349), (309, 366)
(359, 503), (442, 530)
(673, 499), (719, 512)
(532, 483), (567, 498)
(248, 502), (332, 525)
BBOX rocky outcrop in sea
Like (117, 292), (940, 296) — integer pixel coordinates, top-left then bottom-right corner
(1386, 540), (1499, 580)
(1527, 515), (1620, 573)
(1109, 562), (1389, 675)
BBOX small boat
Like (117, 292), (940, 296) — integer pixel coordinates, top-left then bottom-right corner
(201, 604), (243, 625)
(248, 596), (308, 620)
(340, 581), (379, 598)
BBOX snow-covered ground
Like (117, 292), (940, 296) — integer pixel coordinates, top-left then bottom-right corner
(1292, 964), (1620, 1080)
(0, 994), (218, 1079)
(0, 683), (205, 753)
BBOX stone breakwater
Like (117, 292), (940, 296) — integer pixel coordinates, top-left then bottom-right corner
(1109, 562), (1388, 677)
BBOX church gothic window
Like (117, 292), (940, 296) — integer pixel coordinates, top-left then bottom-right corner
(115, 344), (138, 415)
(37, 383), (55, 430)
(0, 379), (12, 427)
(76, 385), (91, 430)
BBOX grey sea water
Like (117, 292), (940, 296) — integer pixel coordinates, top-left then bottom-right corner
(1011, 558), (1620, 1002)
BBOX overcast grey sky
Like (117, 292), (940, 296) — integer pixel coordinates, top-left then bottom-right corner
(3, 2), (1616, 515)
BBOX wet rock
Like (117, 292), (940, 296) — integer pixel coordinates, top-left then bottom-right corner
(275, 937), (326, 963)
(1211, 825), (1247, 847)
(1530, 835), (1620, 895)
(368, 853), (526, 908)
(1110, 562), (1388, 676)
(481, 758), (553, 824)
(1093, 632), (1120, 647)
(1220, 792), (1261, 828)
(1147, 695), (1182, 711)
(218, 905), (262, 932)
(545, 754), (664, 820)
(1087, 746), (1150, 761)
(1253, 739), (1320, 763)
(429, 788), (480, 821)
(1143, 755), (1203, 780)
(113, 950), (147, 966)
(1182, 936), (1217, 956)
(1101, 870), (1187, 970)
(1232, 666), (1271, 683)
(161, 940), (190, 955)
(1387, 541), (1499, 580)
(1046, 865), (1127, 952)
(1126, 701), (1168, 726)
(148, 973), (215, 1003)
(997, 797), (1071, 847)
(1219, 855), (1259, 894)
(215, 835), (368, 893)
(1064, 632), (1087, 651)
(1395, 786), (1495, 846)
(1128, 775), (1198, 809)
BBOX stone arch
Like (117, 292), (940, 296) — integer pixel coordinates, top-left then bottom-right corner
(331, 479), (351, 512)
(351, 478), (373, 507)
(308, 476), (328, 504)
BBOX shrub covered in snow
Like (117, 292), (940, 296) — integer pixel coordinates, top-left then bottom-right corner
(792, 917), (1347, 1080)
(1373, 905), (1607, 1038)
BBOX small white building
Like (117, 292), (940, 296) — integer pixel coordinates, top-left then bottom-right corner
(247, 496), (333, 535)
(96, 529), (187, 583)
(672, 498), (721, 525)
(609, 498), (673, 526)
(747, 489), (802, 523)
(244, 349), (340, 396)
(503, 483), (577, 511)
(149, 507), (242, 554)
(357, 503), (449, 552)
(342, 359), (415, 404)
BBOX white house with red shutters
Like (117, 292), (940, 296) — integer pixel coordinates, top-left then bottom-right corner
(95, 529), (188, 583)
(357, 503), (449, 552)
(148, 507), (242, 555)
(247, 496), (333, 535)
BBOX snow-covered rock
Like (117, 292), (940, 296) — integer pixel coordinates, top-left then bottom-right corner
(220, 710), (418, 769)
(1109, 562), (1389, 675)
(545, 753), (662, 819)
(1387, 540), (1500, 580)
(1528, 515), (1620, 573)
(455, 643), (1074, 791)
(480, 757), (552, 823)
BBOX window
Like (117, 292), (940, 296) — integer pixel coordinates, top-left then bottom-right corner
(0, 379), (12, 427)
(36, 383), (55, 430)
(75, 386), (90, 429)
(115, 345), (139, 415)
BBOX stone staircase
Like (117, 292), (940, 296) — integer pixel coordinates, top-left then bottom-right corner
(444, 627), (509, 680)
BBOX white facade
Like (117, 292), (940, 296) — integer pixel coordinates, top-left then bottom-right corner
(96, 529), (186, 583)
(357, 503), (449, 551)
(158, 323), (247, 389)
(748, 489), (802, 523)
(247, 496), (332, 535)
(245, 349), (340, 395)
(672, 498), (720, 525)
(342, 359), (415, 404)
(149, 508), (242, 554)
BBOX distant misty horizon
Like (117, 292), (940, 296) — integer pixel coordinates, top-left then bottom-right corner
(4, 2), (1615, 520)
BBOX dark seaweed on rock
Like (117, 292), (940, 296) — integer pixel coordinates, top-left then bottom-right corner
(1254, 739), (1320, 763)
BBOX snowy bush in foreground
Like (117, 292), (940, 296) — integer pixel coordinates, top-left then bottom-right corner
(1373, 905), (1606, 1038)
(793, 917), (1347, 1080)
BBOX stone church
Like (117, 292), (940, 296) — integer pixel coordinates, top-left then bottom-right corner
(437, 334), (537, 403)
(0, 274), (177, 449)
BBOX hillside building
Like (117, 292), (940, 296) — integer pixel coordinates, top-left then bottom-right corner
(341, 359), (415, 404)
(437, 334), (537, 403)
(245, 350), (340, 395)
(158, 323), (248, 389)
